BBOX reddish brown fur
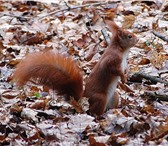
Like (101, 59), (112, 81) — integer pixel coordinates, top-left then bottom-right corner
(84, 20), (138, 116)
(13, 51), (83, 101)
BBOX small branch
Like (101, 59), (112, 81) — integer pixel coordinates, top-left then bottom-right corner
(130, 72), (168, 86)
(101, 28), (111, 45)
(20, 32), (57, 45)
(64, 0), (71, 11)
(150, 130), (168, 141)
(141, 91), (168, 101)
(1, 14), (28, 22)
(152, 30), (168, 42)
(38, 2), (108, 20)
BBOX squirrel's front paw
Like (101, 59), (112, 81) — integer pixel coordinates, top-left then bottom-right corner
(121, 75), (126, 84)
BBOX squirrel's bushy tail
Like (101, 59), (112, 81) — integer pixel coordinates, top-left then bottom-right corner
(13, 51), (83, 100)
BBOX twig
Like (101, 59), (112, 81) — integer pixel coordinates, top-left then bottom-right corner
(130, 72), (168, 86)
(1, 14), (28, 22)
(38, 2), (108, 20)
(101, 28), (111, 45)
(63, 0), (71, 11)
(152, 30), (168, 42)
(20, 32), (57, 45)
(141, 91), (168, 101)
(150, 130), (168, 141)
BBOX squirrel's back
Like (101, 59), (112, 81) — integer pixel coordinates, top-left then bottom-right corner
(13, 51), (83, 100)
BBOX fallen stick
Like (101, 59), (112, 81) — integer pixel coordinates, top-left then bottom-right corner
(141, 91), (168, 101)
(130, 72), (168, 86)
(152, 30), (168, 42)
(38, 2), (109, 20)
(101, 28), (111, 45)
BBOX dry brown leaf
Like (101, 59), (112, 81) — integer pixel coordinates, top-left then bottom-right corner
(107, 133), (128, 145)
(70, 98), (84, 113)
(130, 64), (140, 72)
(27, 130), (41, 141)
(30, 99), (47, 110)
(0, 5), (4, 11)
(68, 46), (79, 55)
(89, 135), (106, 146)
(118, 82), (134, 93)
(152, 19), (159, 30)
(0, 41), (5, 50)
(2, 90), (20, 99)
(22, 32), (45, 45)
(73, 38), (86, 48)
(85, 44), (98, 61)
(0, 134), (6, 143)
(122, 15), (135, 29)
(16, 4), (29, 12)
(8, 59), (21, 66)
(0, 0), (168, 145)
(145, 117), (168, 142)
(53, 117), (69, 124)
(140, 105), (160, 115)
(151, 117), (168, 140)
(149, 51), (166, 69)
(10, 104), (23, 114)
(90, 8), (101, 25)
(138, 58), (150, 65)
(136, 42), (152, 51)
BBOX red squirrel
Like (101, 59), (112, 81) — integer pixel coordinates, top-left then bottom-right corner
(84, 20), (138, 115)
(13, 20), (138, 116)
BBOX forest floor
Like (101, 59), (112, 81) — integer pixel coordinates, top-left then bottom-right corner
(0, 0), (168, 145)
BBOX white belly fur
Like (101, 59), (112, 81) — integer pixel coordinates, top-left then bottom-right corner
(106, 77), (119, 109)
(105, 50), (129, 109)
(122, 49), (129, 71)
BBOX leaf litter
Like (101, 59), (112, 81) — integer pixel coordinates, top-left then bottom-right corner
(0, 0), (168, 145)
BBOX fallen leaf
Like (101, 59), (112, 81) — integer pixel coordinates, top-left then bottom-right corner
(122, 15), (135, 29)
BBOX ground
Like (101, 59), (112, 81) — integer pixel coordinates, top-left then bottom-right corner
(0, 0), (168, 145)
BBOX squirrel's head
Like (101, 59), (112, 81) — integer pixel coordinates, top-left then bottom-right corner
(105, 20), (138, 50)
(116, 29), (138, 49)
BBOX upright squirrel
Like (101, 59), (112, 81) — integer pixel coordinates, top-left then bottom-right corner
(13, 20), (138, 116)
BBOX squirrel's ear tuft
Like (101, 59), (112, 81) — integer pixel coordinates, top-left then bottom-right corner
(105, 20), (120, 33)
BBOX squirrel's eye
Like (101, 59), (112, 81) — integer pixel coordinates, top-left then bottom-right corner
(128, 35), (132, 39)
